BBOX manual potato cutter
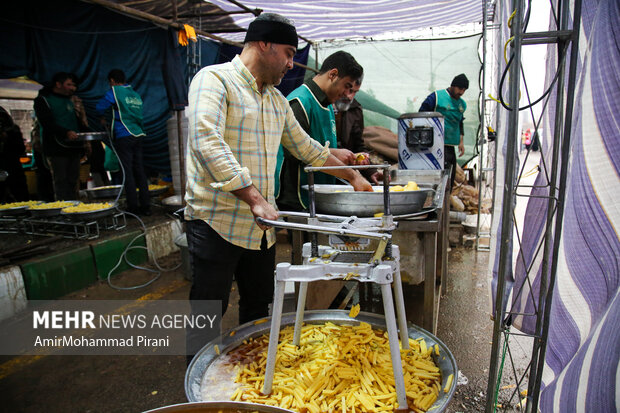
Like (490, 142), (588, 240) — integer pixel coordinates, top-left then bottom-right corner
(258, 164), (411, 410)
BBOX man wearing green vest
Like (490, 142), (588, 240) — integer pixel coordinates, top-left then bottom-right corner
(96, 69), (150, 216)
(276, 51), (367, 212)
(419, 73), (469, 189)
(34, 72), (86, 200)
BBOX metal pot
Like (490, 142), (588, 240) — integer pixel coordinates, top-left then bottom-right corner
(86, 185), (123, 200)
(144, 401), (293, 413)
(75, 131), (108, 141)
(186, 310), (457, 412)
(302, 184), (434, 217)
(162, 195), (183, 214)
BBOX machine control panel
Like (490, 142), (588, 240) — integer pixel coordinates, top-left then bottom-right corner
(406, 125), (434, 148)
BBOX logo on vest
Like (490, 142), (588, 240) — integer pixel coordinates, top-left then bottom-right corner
(125, 96), (142, 106)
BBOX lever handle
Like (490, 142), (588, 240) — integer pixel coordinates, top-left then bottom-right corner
(255, 217), (390, 241)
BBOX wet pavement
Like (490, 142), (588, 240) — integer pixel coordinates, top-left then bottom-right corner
(1, 238), (502, 413)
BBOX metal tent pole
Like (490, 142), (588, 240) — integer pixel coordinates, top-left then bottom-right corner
(485, 0), (524, 409)
(485, 0), (583, 410)
(476, 0), (489, 250)
(526, 0), (582, 409)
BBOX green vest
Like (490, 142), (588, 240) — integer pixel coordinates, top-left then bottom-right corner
(45, 94), (82, 149)
(275, 84), (337, 209)
(112, 85), (145, 137)
(435, 89), (466, 146)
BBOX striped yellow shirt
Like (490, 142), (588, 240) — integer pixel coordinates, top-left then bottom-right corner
(185, 55), (330, 250)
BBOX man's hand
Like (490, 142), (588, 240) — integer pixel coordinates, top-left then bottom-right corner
(369, 170), (386, 185)
(231, 185), (278, 230)
(458, 137), (465, 157)
(323, 153), (373, 192)
(350, 173), (373, 192)
(249, 199), (279, 230)
(66, 131), (78, 140)
(330, 148), (356, 165)
(353, 152), (370, 165)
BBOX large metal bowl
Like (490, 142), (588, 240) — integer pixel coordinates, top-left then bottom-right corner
(0, 201), (42, 217)
(60, 203), (117, 221)
(28, 201), (80, 218)
(144, 401), (295, 413)
(86, 185), (123, 199)
(302, 184), (434, 217)
(186, 310), (457, 412)
(147, 185), (170, 197)
(75, 131), (108, 141)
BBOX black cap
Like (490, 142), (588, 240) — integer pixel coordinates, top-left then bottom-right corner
(244, 18), (298, 49)
(451, 73), (469, 89)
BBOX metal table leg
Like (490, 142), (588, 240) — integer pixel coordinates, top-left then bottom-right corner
(423, 232), (437, 334)
(293, 281), (308, 345)
(262, 279), (286, 395)
(380, 283), (408, 409)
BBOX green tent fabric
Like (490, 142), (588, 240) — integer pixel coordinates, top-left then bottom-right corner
(354, 90), (401, 119)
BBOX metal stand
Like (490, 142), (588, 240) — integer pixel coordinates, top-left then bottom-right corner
(259, 165), (411, 410)
(485, 0), (582, 410)
(0, 212), (126, 239)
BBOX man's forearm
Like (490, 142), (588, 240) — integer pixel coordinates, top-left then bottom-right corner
(231, 184), (265, 207)
(231, 184), (278, 227)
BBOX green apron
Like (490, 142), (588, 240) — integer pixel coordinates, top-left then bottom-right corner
(111, 85), (145, 137)
(45, 94), (82, 148)
(275, 84), (337, 209)
(435, 89), (466, 146)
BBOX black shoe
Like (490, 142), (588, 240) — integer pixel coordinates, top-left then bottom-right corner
(139, 208), (152, 217)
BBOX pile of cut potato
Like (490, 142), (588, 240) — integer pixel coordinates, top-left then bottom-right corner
(62, 202), (113, 213)
(227, 321), (449, 412)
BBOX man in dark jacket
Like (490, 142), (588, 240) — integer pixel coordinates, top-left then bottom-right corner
(33, 72), (85, 200)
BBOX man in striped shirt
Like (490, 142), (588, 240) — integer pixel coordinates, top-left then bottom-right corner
(185, 13), (371, 356)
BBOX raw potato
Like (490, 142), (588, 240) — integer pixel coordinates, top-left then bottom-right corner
(29, 201), (75, 209)
(377, 181), (419, 193)
(0, 200), (40, 209)
(229, 322), (442, 412)
(348, 304), (361, 318)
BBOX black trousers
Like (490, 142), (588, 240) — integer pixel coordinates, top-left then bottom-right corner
(114, 136), (149, 212)
(444, 145), (457, 191)
(185, 219), (275, 358)
(48, 155), (80, 200)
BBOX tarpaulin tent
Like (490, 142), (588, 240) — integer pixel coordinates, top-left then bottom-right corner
(488, 0), (619, 411)
(0, 0), (221, 174)
(205, 0), (485, 163)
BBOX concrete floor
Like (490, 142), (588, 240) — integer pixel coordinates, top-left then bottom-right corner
(0, 238), (501, 413)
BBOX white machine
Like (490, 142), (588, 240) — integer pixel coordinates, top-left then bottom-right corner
(398, 111), (444, 170)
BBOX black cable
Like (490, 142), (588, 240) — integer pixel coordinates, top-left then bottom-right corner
(496, 0), (566, 112)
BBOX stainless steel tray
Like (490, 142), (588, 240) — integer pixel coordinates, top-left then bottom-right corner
(86, 185), (123, 199)
(145, 401), (295, 413)
(186, 310), (457, 412)
(145, 185), (169, 197)
(302, 184), (434, 217)
(60, 204), (117, 221)
(75, 132), (107, 141)
(0, 202), (42, 217)
(28, 201), (79, 218)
